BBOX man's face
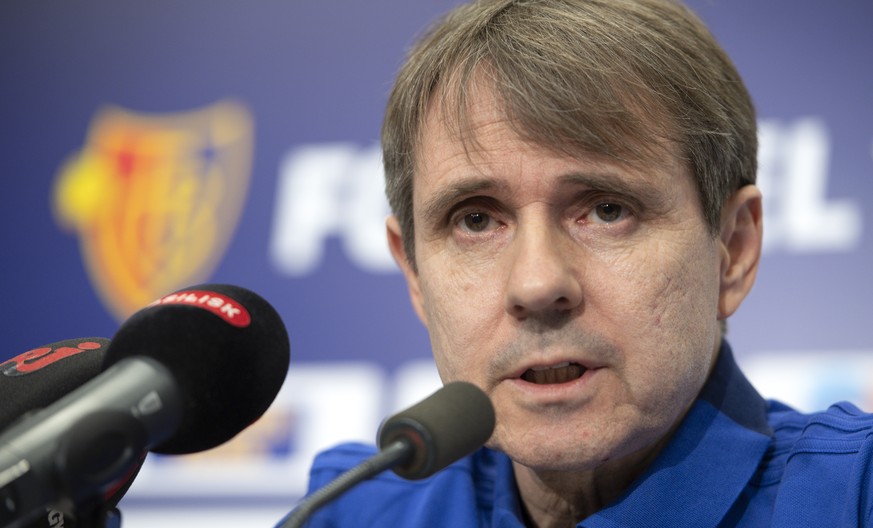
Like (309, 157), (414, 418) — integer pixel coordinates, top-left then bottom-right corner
(389, 85), (729, 473)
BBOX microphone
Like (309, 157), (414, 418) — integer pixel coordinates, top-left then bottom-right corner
(277, 381), (495, 528)
(378, 380), (495, 479)
(0, 284), (290, 527)
(1, 338), (146, 528)
(1, 338), (111, 431)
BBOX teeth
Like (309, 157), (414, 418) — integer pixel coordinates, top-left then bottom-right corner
(521, 363), (585, 384)
(531, 361), (570, 372)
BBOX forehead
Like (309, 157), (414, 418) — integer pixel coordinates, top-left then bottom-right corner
(414, 63), (680, 169)
(413, 80), (687, 200)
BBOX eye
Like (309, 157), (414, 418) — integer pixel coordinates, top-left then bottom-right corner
(590, 203), (626, 224)
(461, 212), (492, 232)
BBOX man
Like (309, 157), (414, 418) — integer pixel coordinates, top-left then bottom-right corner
(304, 0), (873, 526)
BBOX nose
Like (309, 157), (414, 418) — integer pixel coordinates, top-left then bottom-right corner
(504, 221), (583, 319)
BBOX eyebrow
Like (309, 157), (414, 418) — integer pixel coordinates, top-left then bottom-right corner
(419, 177), (509, 225)
(557, 171), (667, 207)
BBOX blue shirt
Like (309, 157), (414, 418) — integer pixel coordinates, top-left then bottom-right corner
(303, 342), (873, 526)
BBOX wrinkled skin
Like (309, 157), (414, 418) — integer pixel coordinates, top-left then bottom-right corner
(387, 82), (763, 524)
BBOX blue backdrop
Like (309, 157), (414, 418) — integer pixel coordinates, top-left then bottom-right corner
(1, 1), (871, 526)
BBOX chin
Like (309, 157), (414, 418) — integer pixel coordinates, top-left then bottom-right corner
(507, 443), (608, 474)
(488, 424), (606, 473)
(490, 413), (667, 475)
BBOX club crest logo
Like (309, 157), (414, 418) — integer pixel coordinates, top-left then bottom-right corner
(53, 100), (254, 321)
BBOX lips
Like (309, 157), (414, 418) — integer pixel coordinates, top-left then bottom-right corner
(520, 361), (586, 384)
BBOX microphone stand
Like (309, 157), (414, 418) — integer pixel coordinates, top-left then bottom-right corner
(275, 439), (412, 528)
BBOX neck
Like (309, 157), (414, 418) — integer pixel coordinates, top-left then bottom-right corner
(513, 434), (670, 528)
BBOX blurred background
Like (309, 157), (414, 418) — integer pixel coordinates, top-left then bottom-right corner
(1, 1), (871, 526)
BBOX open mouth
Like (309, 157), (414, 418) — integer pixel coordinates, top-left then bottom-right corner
(520, 362), (586, 385)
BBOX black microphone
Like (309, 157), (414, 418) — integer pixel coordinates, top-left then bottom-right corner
(0, 338), (146, 528)
(276, 381), (495, 528)
(0, 284), (290, 528)
(1, 338), (111, 432)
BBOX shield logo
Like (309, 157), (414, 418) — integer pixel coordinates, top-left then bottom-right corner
(53, 100), (254, 321)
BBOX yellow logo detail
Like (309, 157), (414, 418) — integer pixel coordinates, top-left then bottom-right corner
(53, 101), (254, 321)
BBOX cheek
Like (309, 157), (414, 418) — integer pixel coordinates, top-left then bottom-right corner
(600, 240), (721, 400)
(655, 244), (721, 338)
(607, 234), (720, 335)
(417, 258), (503, 382)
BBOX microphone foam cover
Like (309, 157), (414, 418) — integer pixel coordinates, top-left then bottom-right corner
(378, 381), (495, 480)
(0, 337), (147, 523)
(0, 337), (110, 431)
(104, 284), (290, 454)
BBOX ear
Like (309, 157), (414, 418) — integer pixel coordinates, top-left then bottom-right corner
(387, 216), (429, 327)
(717, 185), (764, 320)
